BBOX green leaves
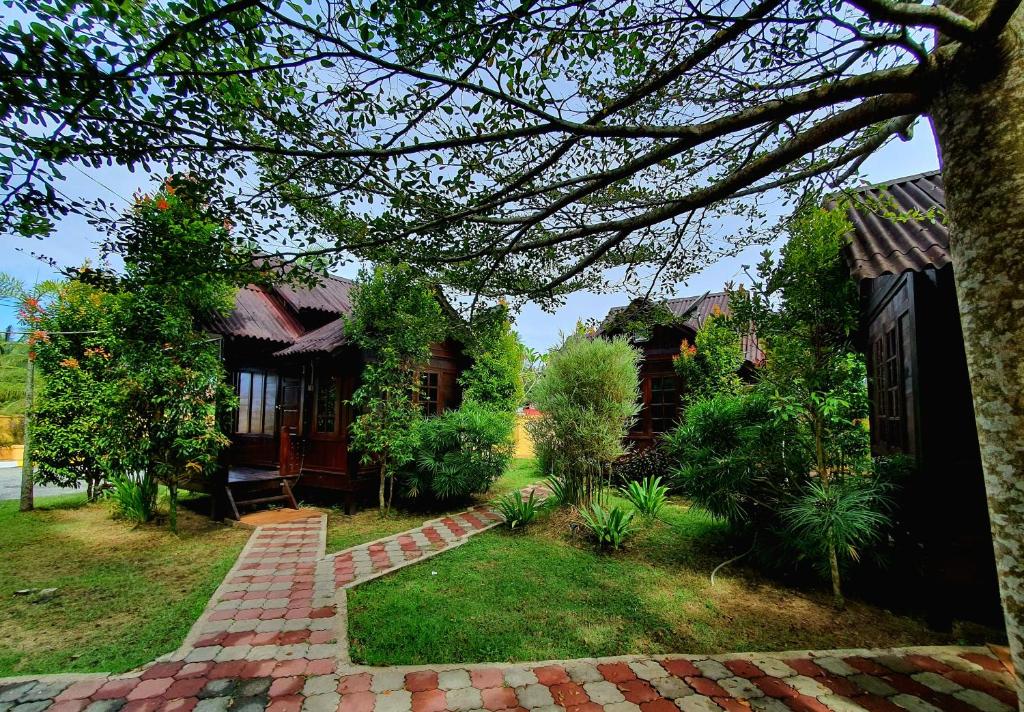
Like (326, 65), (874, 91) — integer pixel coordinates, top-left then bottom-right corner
(344, 264), (443, 510)
(495, 489), (541, 530)
(578, 502), (636, 550)
(619, 475), (669, 519)
(528, 332), (640, 507)
(405, 402), (514, 500)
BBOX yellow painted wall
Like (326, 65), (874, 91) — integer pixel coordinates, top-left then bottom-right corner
(0, 444), (24, 465)
(513, 413), (539, 458)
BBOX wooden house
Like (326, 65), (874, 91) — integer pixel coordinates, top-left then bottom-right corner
(600, 292), (763, 448)
(841, 171), (1001, 626)
(205, 276), (469, 516)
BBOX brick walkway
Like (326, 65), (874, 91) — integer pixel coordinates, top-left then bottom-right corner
(1, 491), (1017, 712)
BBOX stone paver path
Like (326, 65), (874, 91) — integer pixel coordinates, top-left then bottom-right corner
(2, 487), (1017, 712)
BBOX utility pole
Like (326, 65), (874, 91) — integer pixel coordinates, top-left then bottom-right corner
(20, 356), (33, 511)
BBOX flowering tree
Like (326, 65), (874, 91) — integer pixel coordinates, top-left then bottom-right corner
(673, 310), (745, 407)
(101, 179), (251, 530)
(31, 281), (117, 503)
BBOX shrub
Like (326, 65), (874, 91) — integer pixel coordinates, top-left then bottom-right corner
(528, 330), (640, 506)
(611, 445), (672, 487)
(404, 403), (514, 500)
(620, 476), (669, 518)
(579, 503), (636, 550)
(673, 310), (744, 405)
(346, 263), (444, 514)
(663, 392), (807, 529)
(495, 490), (542, 530)
(107, 471), (158, 523)
(458, 305), (525, 413)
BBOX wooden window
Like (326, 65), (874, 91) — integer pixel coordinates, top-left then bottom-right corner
(315, 375), (339, 433)
(649, 375), (678, 434)
(872, 323), (906, 450)
(235, 369), (279, 435)
(419, 371), (440, 417)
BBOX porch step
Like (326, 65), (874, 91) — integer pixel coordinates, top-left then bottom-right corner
(224, 475), (299, 520)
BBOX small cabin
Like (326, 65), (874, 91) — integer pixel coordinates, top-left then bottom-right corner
(206, 276), (469, 515)
(842, 171), (1001, 627)
(600, 292), (762, 448)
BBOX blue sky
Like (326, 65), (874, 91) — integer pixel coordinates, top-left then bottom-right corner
(0, 123), (940, 352)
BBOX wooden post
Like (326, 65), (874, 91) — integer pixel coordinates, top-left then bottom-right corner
(19, 357), (33, 512)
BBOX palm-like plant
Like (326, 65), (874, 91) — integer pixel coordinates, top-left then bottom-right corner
(782, 476), (893, 606)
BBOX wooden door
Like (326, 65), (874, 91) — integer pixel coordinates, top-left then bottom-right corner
(302, 364), (351, 474)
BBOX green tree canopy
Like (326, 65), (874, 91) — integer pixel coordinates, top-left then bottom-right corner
(345, 263), (445, 514)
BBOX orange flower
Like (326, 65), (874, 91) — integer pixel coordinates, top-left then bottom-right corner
(156, 197), (169, 210)
(60, 357), (80, 369)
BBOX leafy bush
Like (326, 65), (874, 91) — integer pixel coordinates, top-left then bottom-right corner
(673, 310), (744, 405)
(611, 445), (672, 486)
(528, 330), (640, 506)
(346, 263), (444, 513)
(579, 503), (636, 550)
(107, 471), (158, 523)
(620, 476), (669, 518)
(663, 392), (807, 529)
(458, 305), (525, 413)
(404, 403), (514, 500)
(495, 490), (542, 530)
(31, 280), (119, 500)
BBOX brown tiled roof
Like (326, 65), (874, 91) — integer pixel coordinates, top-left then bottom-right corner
(604, 291), (764, 366)
(274, 275), (355, 314)
(208, 285), (305, 344)
(841, 170), (949, 280)
(275, 318), (347, 357)
(209, 275), (355, 350)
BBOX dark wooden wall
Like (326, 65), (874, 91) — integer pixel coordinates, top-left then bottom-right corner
(859, 266), (1002, 628)
(221, 336), (469, 500)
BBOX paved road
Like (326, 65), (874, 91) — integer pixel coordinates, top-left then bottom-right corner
(0, 465), (82, 501)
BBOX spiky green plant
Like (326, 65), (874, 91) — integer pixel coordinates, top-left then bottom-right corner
(495, 490), (541, 530)
(107, 471), (158, 524)
(619, 476), (669, 518)
(579, 503), (637, 550)
(782, 476), (893, 605)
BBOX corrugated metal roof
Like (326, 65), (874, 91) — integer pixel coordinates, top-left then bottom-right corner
(841, 170), (949, 280)
(604, 291), (764, 365)
(275, 275), (355, 314)
(208, 285), (306, 344)
(274, 318), (347, 357)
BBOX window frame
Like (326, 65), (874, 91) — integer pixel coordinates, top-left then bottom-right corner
(418, 370), (440, 417)
(234, 368), (280, 436)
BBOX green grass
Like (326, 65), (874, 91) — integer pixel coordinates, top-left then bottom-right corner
(324, 458), (541, 553)
(348, 489), (950, 665)
(0, 494), (249, 677)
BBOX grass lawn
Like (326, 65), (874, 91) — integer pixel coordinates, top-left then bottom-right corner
(0, 494), (249, 677)
(324, 458), (539, 553)
(347, 471), (951, 665)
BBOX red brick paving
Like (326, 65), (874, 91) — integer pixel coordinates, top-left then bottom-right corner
(0, 505), (1016, 712)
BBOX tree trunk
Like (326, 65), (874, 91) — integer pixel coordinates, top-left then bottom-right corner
(168, 480), (178, 534)
(930, 1), (1024, 692)
(378, 458), (387, 515)
(19, 357), (34, 512)
(812, 412), (844, 607)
